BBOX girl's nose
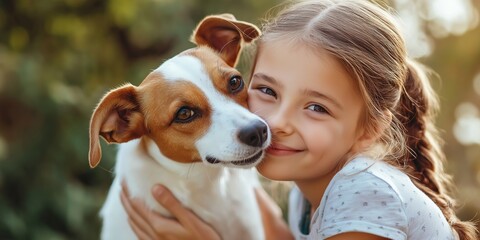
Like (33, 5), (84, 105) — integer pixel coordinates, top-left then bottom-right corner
(266, 106), (294, 136)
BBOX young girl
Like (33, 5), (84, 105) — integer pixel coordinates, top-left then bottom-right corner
(120, 0), (478, 239)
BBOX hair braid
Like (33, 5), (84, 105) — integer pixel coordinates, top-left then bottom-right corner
(396, 60), (478, 239)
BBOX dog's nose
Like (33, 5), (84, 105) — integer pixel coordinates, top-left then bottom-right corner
(238, 120), (268, 147)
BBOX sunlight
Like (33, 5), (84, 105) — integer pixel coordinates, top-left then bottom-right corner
(454, 102), (480, 145)
(430, 0), (466, 23)
(394, 0), (432, 57)
(393, 0), (478, 57)
(427, 0), (478, 36)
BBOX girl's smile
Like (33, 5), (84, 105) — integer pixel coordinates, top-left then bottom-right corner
(266, 142), (304, 156)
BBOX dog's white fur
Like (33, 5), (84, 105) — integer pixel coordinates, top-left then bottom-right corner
(89, 15), (268, 240)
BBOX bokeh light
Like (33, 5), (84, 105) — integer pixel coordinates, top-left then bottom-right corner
(454, 102), (480, 145)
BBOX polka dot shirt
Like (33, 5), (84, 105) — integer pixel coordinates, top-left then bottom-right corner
(288, 157), (457, 240)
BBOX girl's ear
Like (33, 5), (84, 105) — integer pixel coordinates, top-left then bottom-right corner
(353, 111), (392, 153)
(191, 14), (261, 67)
(88, 84), (146, 168)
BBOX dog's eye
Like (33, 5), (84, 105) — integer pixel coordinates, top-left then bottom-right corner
(174, 107), (196, 123)
(228, 76), (244, 94)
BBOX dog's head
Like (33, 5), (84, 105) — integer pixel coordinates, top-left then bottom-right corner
(88, 14), (270, 169)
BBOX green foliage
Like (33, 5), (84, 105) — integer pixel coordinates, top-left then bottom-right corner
(0, 0), (478, 239)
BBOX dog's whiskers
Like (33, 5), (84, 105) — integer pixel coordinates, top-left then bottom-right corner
(98, 165), (114, 174)
(186, 163), (195, 179)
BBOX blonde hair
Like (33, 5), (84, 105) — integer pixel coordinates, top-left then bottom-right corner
(257, 0), (478, 238)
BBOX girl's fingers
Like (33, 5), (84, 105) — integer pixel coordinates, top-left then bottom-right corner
(121, 181), (191, 239)
(146, 208), (189, 236)
(120, 185), (157, 239)
(151, 185), (190, 223)
(151, 185), (221, 239)
(128, 217), (153, 240)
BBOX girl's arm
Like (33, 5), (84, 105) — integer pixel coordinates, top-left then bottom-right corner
(121, 182), (293, 240)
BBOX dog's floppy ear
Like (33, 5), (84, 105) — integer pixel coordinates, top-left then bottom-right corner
(88, 84), (146, 168)
(191, 13), (261, 67)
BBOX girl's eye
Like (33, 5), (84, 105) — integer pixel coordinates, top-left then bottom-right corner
(174, 107), (197, 123)
(307, 104), (329, 114)
(228, 76), (244, 94)
(259, 87), (277, 98)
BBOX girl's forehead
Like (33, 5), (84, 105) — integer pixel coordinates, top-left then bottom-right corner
(253, 39), (363, 108)
(258, 38), (340, 68)
(256, 40), (350, 85)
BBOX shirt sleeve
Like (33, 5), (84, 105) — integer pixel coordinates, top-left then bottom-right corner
(313, 171), (408, 240)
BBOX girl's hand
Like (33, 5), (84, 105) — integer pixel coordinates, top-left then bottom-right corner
(120, 182), (221, 240)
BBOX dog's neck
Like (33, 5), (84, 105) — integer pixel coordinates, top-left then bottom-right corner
(141, 138), (225, 178)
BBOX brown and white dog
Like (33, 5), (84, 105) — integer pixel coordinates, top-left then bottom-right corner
(88, 14), (269, 240)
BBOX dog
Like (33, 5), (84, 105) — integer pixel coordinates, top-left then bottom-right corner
(88, 14), (269, 240)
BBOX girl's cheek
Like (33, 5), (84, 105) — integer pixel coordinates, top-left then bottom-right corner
(248, 97), (267, 118)
(247, 92), (259, 111)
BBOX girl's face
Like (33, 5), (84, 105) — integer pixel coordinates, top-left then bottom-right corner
(248, 40), (368, 183)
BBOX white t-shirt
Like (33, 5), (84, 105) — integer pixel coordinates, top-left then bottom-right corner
(288, 157), (457, 240)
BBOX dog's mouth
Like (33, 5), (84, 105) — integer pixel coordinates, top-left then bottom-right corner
(206, 150), (264, 166)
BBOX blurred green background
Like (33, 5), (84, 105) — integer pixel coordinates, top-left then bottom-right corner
(0, 0), (479, 239)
